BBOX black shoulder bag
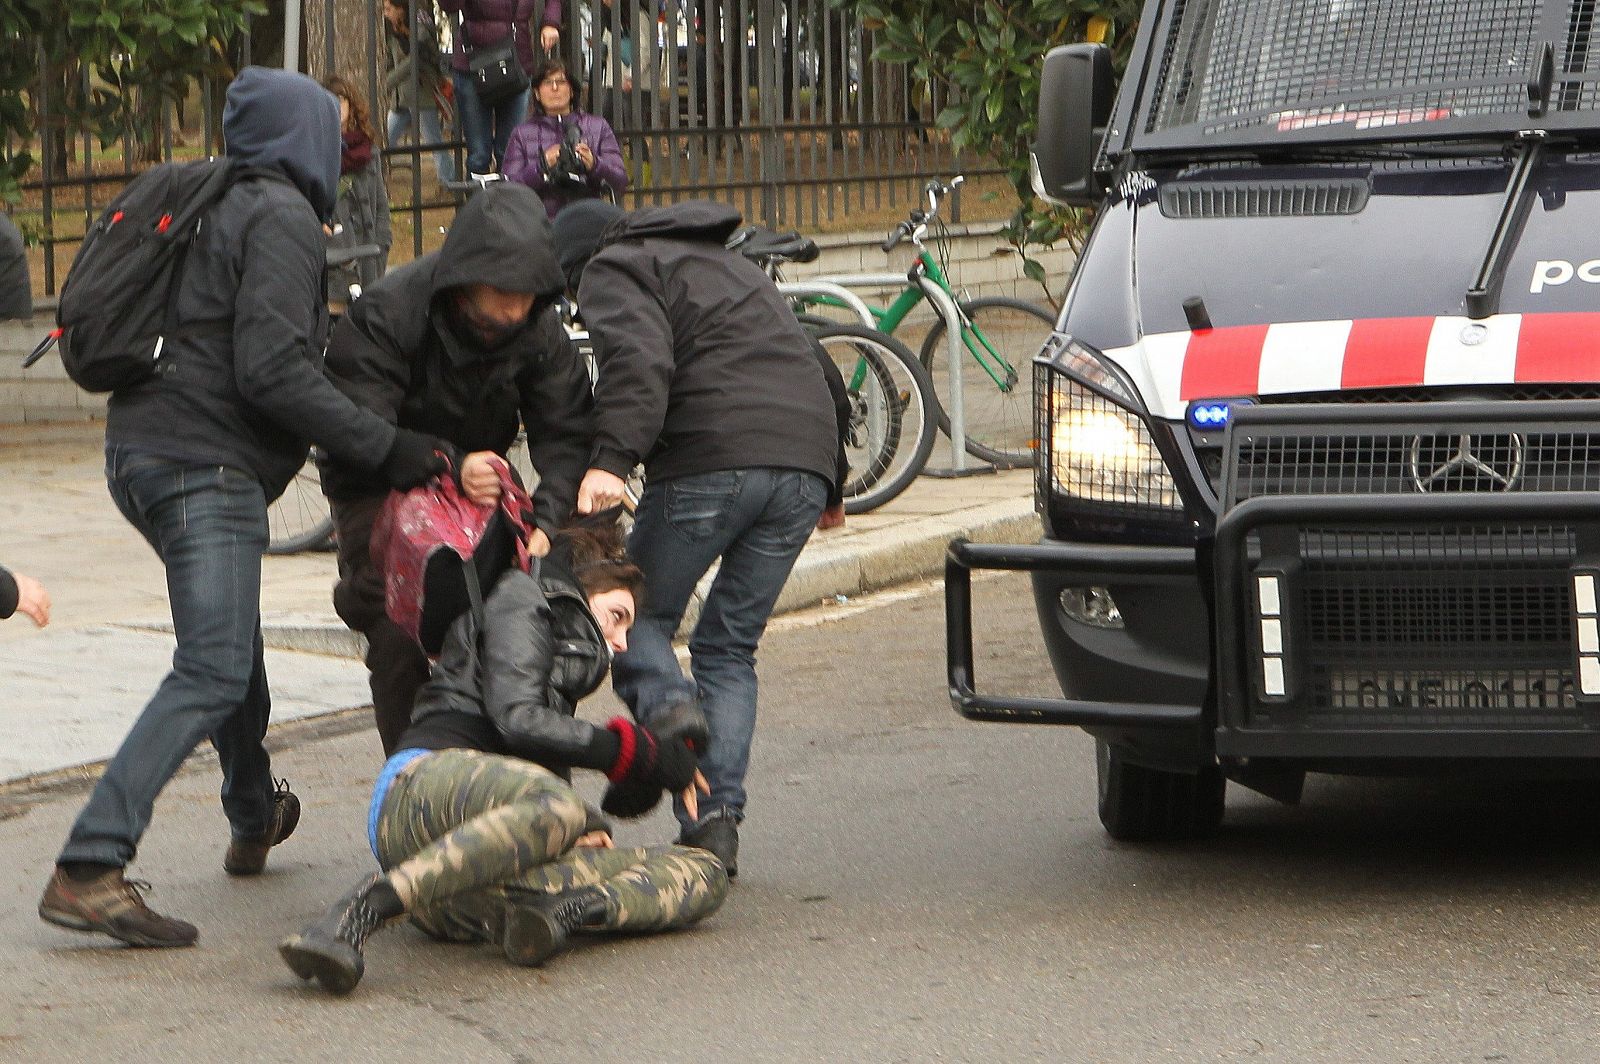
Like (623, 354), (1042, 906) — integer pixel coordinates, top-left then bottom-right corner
(462, 15), (529, 105)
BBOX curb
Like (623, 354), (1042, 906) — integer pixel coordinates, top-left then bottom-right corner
(246, 495), (1039, 659)
(1, 496), (1039, 800)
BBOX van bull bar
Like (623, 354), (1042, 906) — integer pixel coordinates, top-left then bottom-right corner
(948, 399), (1600, 760)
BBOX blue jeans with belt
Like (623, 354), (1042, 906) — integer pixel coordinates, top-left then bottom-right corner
(58, 447), (275, 867)
(452, 71), (529, 175)
(612, 467), (827, 833)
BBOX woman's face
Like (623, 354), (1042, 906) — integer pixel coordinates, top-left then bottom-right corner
(538, 71), (574, 115)
(338, 96), (352, 131)
(588, 588), (635, 653)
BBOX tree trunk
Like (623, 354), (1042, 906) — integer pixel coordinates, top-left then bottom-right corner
(303, 0), (379, 84)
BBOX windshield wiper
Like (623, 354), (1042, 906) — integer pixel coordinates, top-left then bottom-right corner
(1465, 129), (1547, 320)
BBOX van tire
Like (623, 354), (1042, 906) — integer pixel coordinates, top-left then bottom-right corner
(1095, 740), (1225, 841)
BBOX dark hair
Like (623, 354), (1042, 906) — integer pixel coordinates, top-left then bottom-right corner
(530, 57), (583, 114)
(555, 511), (644, 605)
(322, 75), (377, 143)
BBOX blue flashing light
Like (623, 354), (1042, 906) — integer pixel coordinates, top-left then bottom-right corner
(1186, 398), (1253, 430)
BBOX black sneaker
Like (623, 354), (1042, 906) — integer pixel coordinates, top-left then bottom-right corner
(679, 809), (739, 878)
(502, 886), (607, 967)
(39, 867), (199, 948)
(224, 779), (301, 876)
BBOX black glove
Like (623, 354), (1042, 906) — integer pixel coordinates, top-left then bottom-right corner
(600, 702), (708, 818)
(381, 428), (448, 490)
(581, 801), (614, 840)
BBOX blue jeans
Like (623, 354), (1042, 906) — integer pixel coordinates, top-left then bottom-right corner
(612, 468), (827, 832)
(386, 106), (458, 183)
(58, 449), (275, 867)
(452, 71), (529, 175)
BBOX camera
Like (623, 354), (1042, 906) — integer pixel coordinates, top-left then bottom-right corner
(547, 118), (590, 189)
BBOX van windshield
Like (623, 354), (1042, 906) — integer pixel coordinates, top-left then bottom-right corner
(1136, 0), (1600, 151)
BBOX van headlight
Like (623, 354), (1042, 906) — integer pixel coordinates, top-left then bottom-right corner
(1035, 335), (1189, 541)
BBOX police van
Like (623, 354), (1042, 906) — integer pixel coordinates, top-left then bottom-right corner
(945, 0), (1600, 839)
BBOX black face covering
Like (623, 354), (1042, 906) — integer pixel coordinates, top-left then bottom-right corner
(448, 292), (530, 352)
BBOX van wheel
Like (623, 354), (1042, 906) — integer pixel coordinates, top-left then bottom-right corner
(1095, 740), (1225, 842)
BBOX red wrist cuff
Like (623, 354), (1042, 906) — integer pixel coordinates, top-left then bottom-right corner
(605, 717), (636, 782)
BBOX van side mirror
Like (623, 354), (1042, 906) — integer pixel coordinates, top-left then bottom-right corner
(1031, 43), (1115, 208)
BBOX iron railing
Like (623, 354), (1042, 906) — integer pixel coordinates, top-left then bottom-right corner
(12, 0), (1001, 298)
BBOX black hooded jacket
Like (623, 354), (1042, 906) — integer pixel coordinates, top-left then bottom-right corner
(398, 551), (623, 778)
(320, 182), (593, 535)
(577, 201), (842, 493)
(106, 67), (399, 500)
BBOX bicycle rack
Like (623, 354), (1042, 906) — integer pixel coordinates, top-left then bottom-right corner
(773, 281), (879, 329)
(782, 272), (990, 477)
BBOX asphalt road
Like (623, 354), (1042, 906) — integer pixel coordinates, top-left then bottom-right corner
(5, 575), (1600, 1062)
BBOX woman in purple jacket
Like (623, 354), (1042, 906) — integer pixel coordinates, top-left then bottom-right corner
(502, 58), (628, 218)
(439, 0), (563, 175)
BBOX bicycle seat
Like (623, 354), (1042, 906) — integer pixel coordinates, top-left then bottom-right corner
(325, 243), (383, 268)
(727, 226), (820, 265)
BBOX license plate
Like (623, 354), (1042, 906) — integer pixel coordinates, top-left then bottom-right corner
(1327, 670), (1576, 711)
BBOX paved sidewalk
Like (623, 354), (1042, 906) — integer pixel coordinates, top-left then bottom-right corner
(0, 423), (1037, 786)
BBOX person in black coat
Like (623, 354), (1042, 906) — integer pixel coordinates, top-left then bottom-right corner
(555, 199), (847, 878)
(279, 521), (726, 995)
(39, 68), (449, 951)
(320, 180), (595, 755)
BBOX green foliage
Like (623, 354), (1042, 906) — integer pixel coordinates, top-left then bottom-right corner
(843, 0), (1140, 297)
(0, 0), (264, 203)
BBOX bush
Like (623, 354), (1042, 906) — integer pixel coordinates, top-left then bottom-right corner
(841, 0), (1139, 294)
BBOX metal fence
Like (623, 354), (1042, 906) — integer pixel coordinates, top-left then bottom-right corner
(15, 0), (998, 295)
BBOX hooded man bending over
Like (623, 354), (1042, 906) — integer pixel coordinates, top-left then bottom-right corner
(319, 181), (595, 755)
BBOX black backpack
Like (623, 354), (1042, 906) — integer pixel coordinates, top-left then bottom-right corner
(24, 158), (239, 392)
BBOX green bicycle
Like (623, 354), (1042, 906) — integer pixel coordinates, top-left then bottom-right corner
(779, 177), (1055, 468)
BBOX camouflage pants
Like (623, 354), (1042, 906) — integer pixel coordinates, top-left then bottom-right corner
(374, 748), (728, 944)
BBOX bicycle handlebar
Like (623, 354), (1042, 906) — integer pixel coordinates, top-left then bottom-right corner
(920, 174), (965, 219)
(881, 226), (907, 253)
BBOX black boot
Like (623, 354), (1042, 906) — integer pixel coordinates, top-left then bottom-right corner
(279, 875), (402, 995)
(502, 885), (608, 967)
(679, 808), (740, 878)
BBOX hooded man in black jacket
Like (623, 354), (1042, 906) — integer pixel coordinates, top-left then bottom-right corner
(556, 199), (846, 877)
(40, 68), (449, 950)
(320, 180), (594, 755)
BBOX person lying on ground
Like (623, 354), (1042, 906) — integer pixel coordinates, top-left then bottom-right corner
(279, 515), (726, 995)
(0, 564), (49, 627)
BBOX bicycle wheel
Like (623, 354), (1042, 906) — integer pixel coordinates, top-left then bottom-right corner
(812, 323), (938, 514)
(266, 452), (335, 555)
(918, 296), (1055, 467)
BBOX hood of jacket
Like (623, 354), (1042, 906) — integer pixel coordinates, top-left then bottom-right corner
(223, 67), (341, 220)
(432, 182), (565, 301)
(597, 200), (744, 252)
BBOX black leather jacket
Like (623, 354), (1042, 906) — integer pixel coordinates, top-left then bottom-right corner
(400, 558), (622, 776)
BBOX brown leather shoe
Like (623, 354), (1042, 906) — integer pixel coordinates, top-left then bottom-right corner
(223, 780), (301, 876)
(39, 867), (198, 948)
